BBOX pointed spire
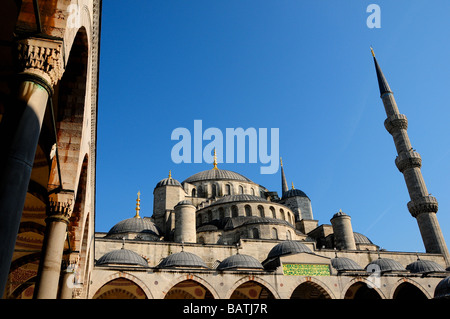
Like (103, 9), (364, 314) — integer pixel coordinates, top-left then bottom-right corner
(371, 47), (393, 97)
(134, 191), (141, 218)
(213, 148), (218, 170)
(280, 157), (289, 194)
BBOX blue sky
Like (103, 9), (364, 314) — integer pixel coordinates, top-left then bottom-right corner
(96, 1), (450, 254)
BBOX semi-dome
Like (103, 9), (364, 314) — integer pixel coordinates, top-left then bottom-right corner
(406, 258), (446, 274)
(183, 169), (252, 183)
(331, 257), (363, 271)
(353, 232), (373, 244)
(176, 200), (194, 206)
(97, 248), (148, 267)
(365, 258), (405, 273)
(282, 188), (309, 200)
(213, 194), (267, 205)
(158, 251), (208, 268)
(267, 240), (312, 259)
(434, 276), (450, 299)
(107, 217), (161, 238)
(217, 254), (264, 271)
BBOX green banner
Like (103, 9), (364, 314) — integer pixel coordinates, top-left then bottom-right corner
(282, 263), (330, 276)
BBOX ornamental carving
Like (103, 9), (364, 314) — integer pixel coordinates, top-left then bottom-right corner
(384, 114), (408, 134)
(407, 195), (438, 217)
(16, 37), (64, 87)
(47, 191), (75, 223)
(395, 151), (422, 173)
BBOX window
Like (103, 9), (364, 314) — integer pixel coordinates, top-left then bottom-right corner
(245, 205), (252, 216)
(258, 205), (264, 218)
(212, 184), (217, 197)
(239, 185), (244, 194)
(218, 207), (225, 220)
(252, 228), (260, 239)
(232, 205), (239, 217)
(191, 188), (196, 197)
(226, 184), (231, 195)
(270, 206), (276, 218)
(280, 209), (285, 220)
(272, 227), (278, 239)
(251, 188), (255, 195)
(286, 230), (292, 240)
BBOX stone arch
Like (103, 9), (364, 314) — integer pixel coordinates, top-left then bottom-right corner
(231, 205), (239, 217)
(226, 276), (279, 299)
(342, 278), (385, 299)
(161, 274), (219, 299)
(90, 272), (153, 299)
(6, 252), (41, 299)
(48, 26), (90, 191)
(288, 277), (335, 299)
(392, 279), (430, 299)
(257, 205), (264, 217)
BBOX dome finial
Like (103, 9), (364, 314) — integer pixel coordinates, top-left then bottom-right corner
(134, 191), (141, 218)
(168, 170), (172, 179)
(291, 182), (295, 190)
(213, 148), (218, 170)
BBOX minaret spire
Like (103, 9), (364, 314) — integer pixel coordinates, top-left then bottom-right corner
(280, 157), (289, 194)
(213, 148), (218, 170)
(372, 49), (450, 266)
(134, 191), (141, 218)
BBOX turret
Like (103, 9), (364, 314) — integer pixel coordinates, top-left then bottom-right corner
(174, 200), (197, 243)
(330, 210), (356, 250)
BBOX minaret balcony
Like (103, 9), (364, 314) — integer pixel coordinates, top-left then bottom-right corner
(395, 150), (422, 172)
(384, 114), (408, 134)
(407, 195), (438, 217)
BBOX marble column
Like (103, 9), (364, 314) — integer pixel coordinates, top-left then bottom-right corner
(0, 37), (64, 294)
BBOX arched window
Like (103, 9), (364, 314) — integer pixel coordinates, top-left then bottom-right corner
(197, 186), (204, 197)
(207, 210), (213, 222)
(191, 188), (196, 197)
(286, 230), (292, 240)
(218, 207), (225, 220)
(226, 184), (231, 195)
(272, 227), (278, 239)
(270, 206), (276, 218)
(245, 205), (252, 217)
(252, 228), (260, 239)
(212, 184), (217, 197)
(232, 205), (239, 217)
(280, 209), (285, 220)
(258, 205), (264, 218)
(239, 185), (244, 194)
(251, 188), (255, 195)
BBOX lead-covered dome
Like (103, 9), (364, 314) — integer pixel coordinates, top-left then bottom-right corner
(97, 248), (148, 267)
(183, 169), (252, 183)
(282, 188), (309, 200)
(406, 258), (446, 274)
(267, 240), (312, 259)
(434, 276), (450, 299)
(158, 251), (208, 268)
(331, 257), (363, 271)
(213, 194), (267, 205)
(155, 177), (182, 188)
(365, 258), (405, 273)
(217, 254), (263, 271)
(107, 217), (161, 239)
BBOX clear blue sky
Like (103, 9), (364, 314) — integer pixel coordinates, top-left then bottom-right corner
(96, 0), (450, 254)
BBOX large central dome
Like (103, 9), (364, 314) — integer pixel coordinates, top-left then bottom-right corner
(183, 168), (253, 183)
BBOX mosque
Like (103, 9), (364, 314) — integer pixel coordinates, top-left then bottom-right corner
(1, 0), (450, 300)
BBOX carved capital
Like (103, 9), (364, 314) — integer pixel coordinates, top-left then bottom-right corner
(407, 195), (438, 218)
(384, 114), (408, 134)
(47, 191), (74, 224)
(395, 151), (422, 172)
(16, 37), (64, 88)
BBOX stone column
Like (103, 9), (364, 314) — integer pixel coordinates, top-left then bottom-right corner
(59, 255), (80, 299)
(0, 37), (64, 294)
(35, 191), (74, 299)
(174, 200), (197, 243)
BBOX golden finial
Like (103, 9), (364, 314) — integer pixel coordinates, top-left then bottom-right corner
(370, 46), (375, 57)
(280, 157), (283, 167)
(213, 149), (218, 170)
(168, 170), (172, 179)
(134, 191), (141, 218)
(291, 182), (295, 190)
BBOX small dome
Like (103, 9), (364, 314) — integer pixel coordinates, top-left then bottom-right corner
(331, 210), (348, 219)
(217, 254), (263, 271)
(282, 188), (309, 200)
(267, 240), (312, 259)
(155, 177), (182, 188)
(197, 224), (219, 232)
(331, 257), (363, 271)
(176, 200), (194, 206)
(365, 258), (405, 273)
(406, 259), (446, 274)
(183, 169), (252, 183)
(434, 276), (450, 299)
(158, 251), (208, 268)
(353, 232), (373, 244)
(97, 248), (148, 267)
(107, 217), (160, 239)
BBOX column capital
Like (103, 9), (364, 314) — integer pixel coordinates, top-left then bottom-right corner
(16, 37), (64, 90)
(47, 190), (75, 224)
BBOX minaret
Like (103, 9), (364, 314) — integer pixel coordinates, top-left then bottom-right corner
(280, 157), (289, 195)
(371, 48), (450, 266)
(134, 191), (141, 218)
